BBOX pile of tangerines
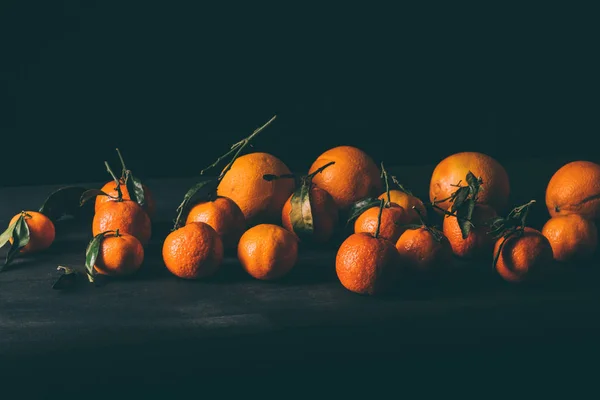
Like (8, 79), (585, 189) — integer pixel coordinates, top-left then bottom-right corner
(2, 116), (599, 295)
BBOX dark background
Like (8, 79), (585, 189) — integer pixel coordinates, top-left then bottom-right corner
(1, 1), (598, 187)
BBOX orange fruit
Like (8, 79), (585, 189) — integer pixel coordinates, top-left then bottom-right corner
(429, 152), (510, 214)
(541, 214), (598, 262)
(378, 190), (427, 224)
(443, 204), (497, 258)
(354, 203), (409, 244)
(186, 196), (246, 250)
(96, 180), (156, 217)
(217, 152), (295, 226)
(93, 201), (152, 246)
(162, 222), (224, 279)
(308, 146), (382, 210)
(545, 161), (600, 220)
(237, 224), (298, 280)
(395, 227), (452, 273)
(494, 227), (554, 283)
(8, 211), (55, 253)
(281, 186), (339, 243)
(336, 232), (400, 295)
(94, 232), (144, 276)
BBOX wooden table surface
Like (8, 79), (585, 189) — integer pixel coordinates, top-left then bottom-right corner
(1, 159), (599, 394)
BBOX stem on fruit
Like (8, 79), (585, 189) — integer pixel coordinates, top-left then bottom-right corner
(105, 161), (123, 201)
(374, 199), (385, 239)
(116, 148), (128, 180)
(412, 205), (427, 227)
(391, 175), (412, 195)
(306, 161), (335, 180)
(380, 162), (391, 206)
(200, 115), (277, 179)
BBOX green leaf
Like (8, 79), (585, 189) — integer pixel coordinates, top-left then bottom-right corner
(466, 171), (478, 188)
(2, 215), (31, 271)
(450, 187), (470, 213)
(492, 235), (508, 270)
(289, 180), (313, 238)
(179, 179), (218, 209)
(52, 266), (79, 290)
(262, 173), (296, 182)
(39, 186), (87, 222)
(456, 200), (475, 239)
(173, 179), (218, 230)
(125, 170), (146, 207)
(85, 231), (111, 283)
(346, 197), (382, 226)
(0, 220), (18, 249)
(79, 189), (112, 206)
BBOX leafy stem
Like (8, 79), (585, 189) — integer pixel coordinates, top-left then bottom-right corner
(374, 199), (385, 239)
(412, 206), (444, 242)
(306, 161), (335, 180)
(116, 148), (127, 181)
(429, 171), (483, 239)
(104, 161), (123, 201)
(380, 162), (391, 206)
(200, 115), (277, 180)
(489, 200), (536, 269)
(390, 175), (413, 196)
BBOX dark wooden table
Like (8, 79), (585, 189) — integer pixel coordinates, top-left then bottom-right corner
(1, 160), (599, 395)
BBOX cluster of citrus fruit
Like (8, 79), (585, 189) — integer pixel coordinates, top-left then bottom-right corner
(2, 116), (599, 296)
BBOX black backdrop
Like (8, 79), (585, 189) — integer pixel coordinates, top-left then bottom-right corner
(1, 1), (598, 187)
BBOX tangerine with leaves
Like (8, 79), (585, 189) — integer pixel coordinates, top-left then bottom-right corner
(186, 197), (246, 250)
(490, 201), (554, 283)
(440, 172), (497, 258)
(7, 211), (55, 254)
(279, 161), (339, 244)
(237, 224), (298, 280)
(1, 187), (89, 271)
(217, 152), (295, 226)
(163, 222), (224, 279)
(95, 149), (156, 217)
(86, 230), (144, 277)
(173, 116), (277, 247)
(430, 152), (510, 214)
(337, 200), (401, 295)
(545, 160), (600, 221)
(308, 145), (382, 210)
(354, 163), (410, 243)
(542, 214), (598, 262)
(395, 210), (452, 273)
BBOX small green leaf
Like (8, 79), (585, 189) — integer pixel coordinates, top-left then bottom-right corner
(85, 231), (111, 283)
(289, 179), (313, 238)
(262, 174), (279, 181)
(262, 173), (295, 182)
(80, 189), (112, 206)
(346, 197), (382, 226)
(52, 266), (79, 290)
(172, 179), (218, 230)
(125, 170), (145, 207)
(456, 200), (475, 239)
(466, 171), (478, 188)
(0, 220), (18, 249)
(2, 215), (31, 271)
(450, 187), (470, 213)
(492, 235), (508, 270)
(39, 186), (87, 222)
(180, 179), (218, 208)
